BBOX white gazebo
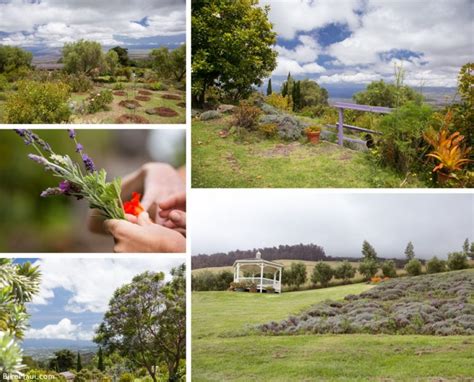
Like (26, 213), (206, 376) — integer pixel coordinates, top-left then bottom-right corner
(233, 251), (283, 293)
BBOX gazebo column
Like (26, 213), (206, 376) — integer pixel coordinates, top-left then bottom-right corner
(278, 267), (282, 293)
(273, 271), (277, 287)
(236, 263), (240, 282)
(337, 107), (344, 146)
(260, 263), (264, 293)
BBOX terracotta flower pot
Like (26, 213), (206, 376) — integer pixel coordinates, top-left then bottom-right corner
(306, 131), (321, 144)
(437, 171), (452, 185)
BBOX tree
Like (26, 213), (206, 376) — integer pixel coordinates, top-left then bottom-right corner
(311, 262), (333, 287)
(192, 0), (277, 105)
(95, 264), (186, 382)
(381, 260), (397, 278)
(281, 72), (291, 97)
(405, 259), (422, 276)
(334, 261), (355, 283)
(361, 240), (377, 261)
(105, 50), (119, 77)
(404, 241), (415, 261)
(463, 238), (470, 254)
(97, 347), (105, 372)
(0, 45), (32, 74)
(292, 80), (302, 112)
(426, 256), (446, 274)
(298, 79), (329, 108)
(62, 40), (105, 75)
(470, 242), (474, 261)
(150, 44), (186, 82)
(447, 252), (469, 270)
(110, 46), (130, 66)
(49, 349), (75, 372)
(289, 262), (307, 289)
(0, 259), (41, 376)
(76, 352), (82, 372)
(353, 79), (423, 107)
(358, 259), (378, 281)
(266, 78), (272, 96)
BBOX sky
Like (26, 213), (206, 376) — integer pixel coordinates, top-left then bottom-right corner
(191, 191), (474, 260)
(18, 257), (184, 343)
(260, 0), (473, 88)
(0, 0), (185, 53)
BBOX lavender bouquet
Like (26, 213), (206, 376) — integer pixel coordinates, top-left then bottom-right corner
(14, 129), (125, 220)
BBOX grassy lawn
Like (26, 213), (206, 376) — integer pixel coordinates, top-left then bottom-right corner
(192, 284), (474, 381)
(192, 119), (426, 188)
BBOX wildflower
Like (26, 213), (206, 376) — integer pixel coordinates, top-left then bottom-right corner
(76, 143), (84, 153)
(82, 154), (96, 173)
(123, 192), (145, 216)
(14, 129), (33, 145)
(68, 129), (76, 139)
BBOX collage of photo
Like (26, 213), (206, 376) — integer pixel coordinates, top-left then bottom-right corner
(0, 0), (473, 381)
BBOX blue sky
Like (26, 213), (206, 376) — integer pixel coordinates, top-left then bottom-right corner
(0, 0), (185, 54)
(14, 258), (183, 342)
(260, 0), (472, 88)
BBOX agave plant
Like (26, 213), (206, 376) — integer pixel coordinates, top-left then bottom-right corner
(0, 331), (25, 377)
(424, 111), (472, 176)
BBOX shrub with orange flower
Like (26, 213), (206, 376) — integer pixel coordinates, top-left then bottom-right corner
(123, 192), (145, 217)
(370, 276), (382, 284)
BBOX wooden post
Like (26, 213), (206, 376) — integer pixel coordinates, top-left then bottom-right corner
(337, 107), (344, 146)
(236, 263), (240, 282)
(273, 271), (276, 288)
(260, 263), (264, 293)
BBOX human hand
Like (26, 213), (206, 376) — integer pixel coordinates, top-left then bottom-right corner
(104, 212), (186, 253)
(89, 162), (185, 233)
(158, 192), (186, 235)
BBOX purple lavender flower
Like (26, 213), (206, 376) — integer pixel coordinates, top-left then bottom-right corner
(82, 153), (96, 172)
(14, 129), (33, 145)
(75, 143), (84, 153)
(59, 180), (72, 193)
(68, 129), (76, 139)
(40, 187), (63, 198)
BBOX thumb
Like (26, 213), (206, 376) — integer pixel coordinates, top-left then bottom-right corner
(137, 211), (153, 226)
(169, 210), (186, 228)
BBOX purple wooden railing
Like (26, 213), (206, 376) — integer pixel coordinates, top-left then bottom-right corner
(331, 102), (393, 146)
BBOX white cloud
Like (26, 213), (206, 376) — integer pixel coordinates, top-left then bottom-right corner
(318, 72), (381, 84)
(0, 0), (185, 47)
(265, 0), (470, 87)
(273, 56), (326, 76)
(260, 0), (362, 40)
(26, 318), (93, 341)
(32, 258), (183, 313)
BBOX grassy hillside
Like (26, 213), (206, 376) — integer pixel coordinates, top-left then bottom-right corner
(192, 279), (474, 381)
(192, 118), (425, 188)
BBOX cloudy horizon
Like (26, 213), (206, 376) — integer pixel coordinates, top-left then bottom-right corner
(20, 257), (183, 342)
(0, 0), (185, 54)
(261, 0), (472, 88)
(191, 191), (473, 260)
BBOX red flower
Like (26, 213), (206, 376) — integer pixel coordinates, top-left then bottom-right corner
(123, 192), (145, 216)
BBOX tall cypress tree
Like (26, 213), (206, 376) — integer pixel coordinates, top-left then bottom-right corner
(404, 241), (415, 260)
(76, 352), (82, 372)
(98, 346), (105, 372)
(266, 78), (272, 95)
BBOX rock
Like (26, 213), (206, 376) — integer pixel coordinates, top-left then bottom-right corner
(200, 110), (223, 121)
(217, 104), (236, 113)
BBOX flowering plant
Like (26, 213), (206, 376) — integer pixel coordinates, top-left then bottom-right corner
(14, 129), (126, 220)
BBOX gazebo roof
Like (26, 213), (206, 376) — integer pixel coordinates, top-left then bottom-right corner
(233, 258), (283, 269)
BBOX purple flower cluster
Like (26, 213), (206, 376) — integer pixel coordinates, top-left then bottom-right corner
(66, 129), (96, 173)
(14, 129), (52, 152)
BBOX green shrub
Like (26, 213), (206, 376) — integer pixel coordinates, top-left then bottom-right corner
(381, 260), (397, 278)
(113, 82), (125, 90)
(5, 80), (71, 123)
(334, 261), (356, 283)
(265, 93), (291, 111)
(426, 256), (446, 274)
(192, 270), (234, 291)
(405, 259), (422, 276)
(86, 89), (113, 114)
(311, 262), (333, 287)
(0, 74), (8, 91)
(119, 373), (134, 382)
(447, 252), (469, 270)
(358, 259), (378, 280)
(146, 81), (168, 91)
(377, 102), (434, 174)
(259, 123), (278, 137)
(67, 73), (94, 92)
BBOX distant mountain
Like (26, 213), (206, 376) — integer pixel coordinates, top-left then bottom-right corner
(22, 338), (95, 350)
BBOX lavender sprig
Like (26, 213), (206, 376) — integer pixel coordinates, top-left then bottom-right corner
(14, 129), (125, 220)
